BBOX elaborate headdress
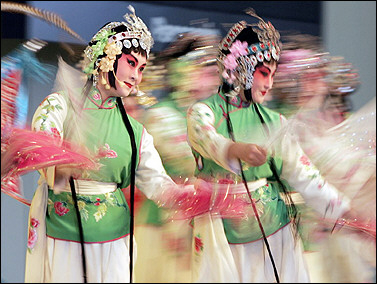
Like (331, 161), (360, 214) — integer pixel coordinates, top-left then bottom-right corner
(218, 8), (281, 92)
(81, 5), (154, 87)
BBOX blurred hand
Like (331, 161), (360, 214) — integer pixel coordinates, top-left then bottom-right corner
(55, 165), (84, 179)
(228, 142), (267, 167)
(167, 180), (251, 220)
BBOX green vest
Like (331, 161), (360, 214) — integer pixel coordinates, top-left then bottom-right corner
(139, 97), (196, 226)
(45, 89), (143, 242)
(192, 92), (290, 243)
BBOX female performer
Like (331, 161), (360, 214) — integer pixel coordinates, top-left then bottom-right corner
(25, 6), (238, 283)
(186, 9), (357, 283)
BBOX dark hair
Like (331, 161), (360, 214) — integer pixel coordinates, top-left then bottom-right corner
(220, 26), (260, 56)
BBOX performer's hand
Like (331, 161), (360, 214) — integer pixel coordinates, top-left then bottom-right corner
(56, 165), (84, 179)
(165, 180), (251, 220)
(228, 142), (267, 167)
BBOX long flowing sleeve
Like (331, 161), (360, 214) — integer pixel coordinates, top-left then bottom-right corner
(135, 127), (184, 201)
(187, 101), (350, 220)
(135, 127), (248, 219)
(187, 102), (238, 172)
(31, 92), (67, 188)
(276, 127), (351, 220)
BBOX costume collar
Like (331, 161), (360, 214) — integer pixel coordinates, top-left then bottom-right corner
(218, 90), (251, 108)
(88, 88), (117, 109)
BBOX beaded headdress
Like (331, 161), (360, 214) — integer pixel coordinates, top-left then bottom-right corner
(218, 8), (281, 91)
(81, 5), (154, 86)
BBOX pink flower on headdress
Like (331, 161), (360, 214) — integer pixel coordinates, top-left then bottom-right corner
(229, 40), (248, 58)
(222, 70), (236, 84)
(223, 54), (238, 71)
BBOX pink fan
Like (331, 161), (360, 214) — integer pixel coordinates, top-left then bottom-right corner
(1, 128), (98, 205)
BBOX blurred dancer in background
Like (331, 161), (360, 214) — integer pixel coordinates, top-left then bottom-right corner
(269, 33), (375, 283)
(135, 32), (220, 282)
(186, 8), (363, 283)
(266, 34), (327, 116)
(268, 33), (358, 124)
(144, 32), (219, 183)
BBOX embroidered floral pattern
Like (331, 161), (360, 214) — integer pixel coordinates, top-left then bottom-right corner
(238, 184), (274, 218)
(47, 191), (121, 223)
(92, 92), (101, 101)
(164, 235), (187, 253)
(30, 218), (40, 228)
(50, 127), (61, 139)
(299, 154), (323, 181)
(88, 90), (116, 109)
(33, 97), (63, 135)
(94, 203), (108, 222)
(27, 217), (40, 253)
(94, 198), (101, 206)
(299, 155), (311, 166)
(96, 143), (118, 159)
(194, 234), (204, 255)
(54, 201), (70, 216)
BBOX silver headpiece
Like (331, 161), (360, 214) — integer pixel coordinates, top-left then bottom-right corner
(81, 5), (154, 84)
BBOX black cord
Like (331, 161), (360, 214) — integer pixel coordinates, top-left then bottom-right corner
(69, 176), (87, 283)
(252, 103), (300, 240)
(116, 97), (136, 284)
(225, 96), (280, 283)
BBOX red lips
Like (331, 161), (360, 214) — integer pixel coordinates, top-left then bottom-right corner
(124, 82), (133, 88)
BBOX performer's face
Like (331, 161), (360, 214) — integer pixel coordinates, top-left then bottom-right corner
(251, 61), (277, 104)
(190, 64), (220, 100)
(115, 51), (147, 97)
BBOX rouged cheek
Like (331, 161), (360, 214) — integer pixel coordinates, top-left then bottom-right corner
(137, 73), (143, 83)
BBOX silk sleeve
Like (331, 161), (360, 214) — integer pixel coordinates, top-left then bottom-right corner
(278, 126), (351, 220)
(186, 102), (239, 173)
(31, 92), (68, 188)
